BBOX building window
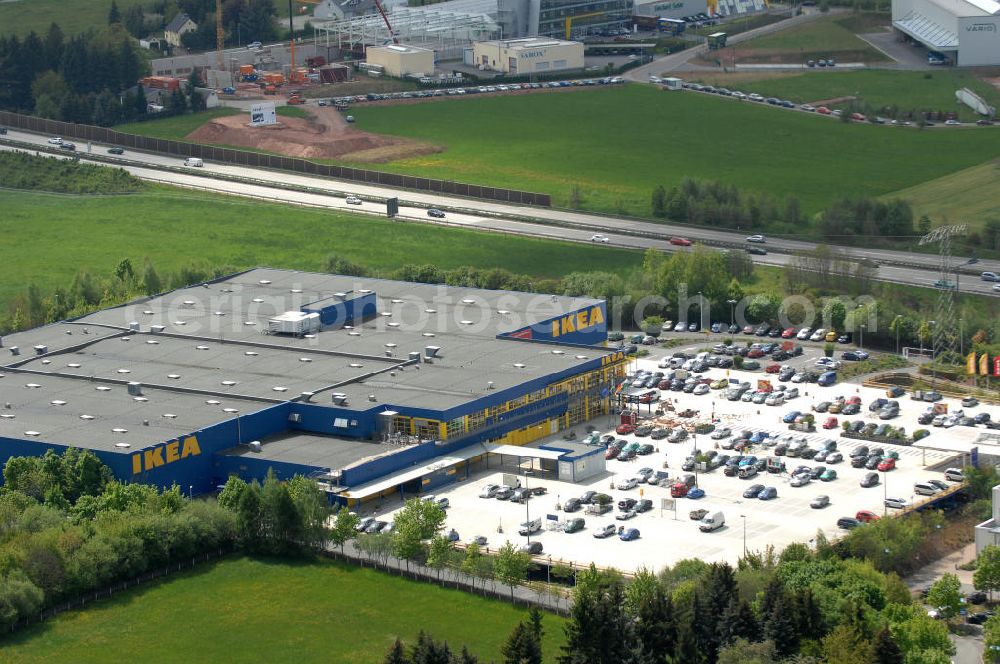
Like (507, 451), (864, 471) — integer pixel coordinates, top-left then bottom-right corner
(554, 59), (567, 69)
(535, 61), (550, 70)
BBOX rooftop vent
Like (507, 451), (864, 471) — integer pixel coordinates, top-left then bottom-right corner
(334, 292), (346, 298)
(551, 350), (565, 355)
(111, 427), (128, 434)
(487, 381), (495, 390)
(24, 431), (41, 437)
(167, 374), (180, 380)
(213, 311), (225, 317)
(196, 345), (209, 350)
(205, 399), (221, 405)
(183, 300), (196, 307)
(273, 386), (288, 392)
(9, 347), (18, 356)
(252, 298), (264, 303)
(173, 320), (186, 326)
(80, 414), (94, 421)
(41, 359), (51, 365)
(129, 321), (140, 332)
(349, 363), (364, 368)
(223, 408), (239, 414)
(575, 355), (588, 359)
(391, 298), (403, 304)
(34, 345), (47, 355)
(359, 289), (373, 294)
(114, 442), (131, 449)
(50, 400), (66, 406)
(25, 383), (41, 389)
(387, 322), (400, 328)
(409, 352), (421, 363)
(422, 332), (435, 338)
(300, 392), (314, 401)
(368, 394), (377, 402)
(150, 325), (165, 334)
(424, 346), (441, 359)
(290, 288), (302, 294)
(133, 396), (148, 403)
(332, 394), (348, 406)
(425, 308), (436, 314)
(142, 419), (149, 426)
(259, 279), (271, 285)
(245, 351), (259, 357)
(461, 298), (476, 305)
(96, 386), (112, 392)
(248, 440), (262, 453)
(162, 413), (177, 419)
(244, 321), (256, 326)
(117, 369), (131, 374)
(142, 310), (154, 315)
(127, 382), (142, 396)
(299, 357), (312, 363)
(514, 363), (526, 368)
(221, 380), (237, 386)
(121, 337), (130, 342)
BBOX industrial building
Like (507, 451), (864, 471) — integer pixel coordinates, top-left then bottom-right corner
(472, 37), (584, 73)
(0, 269), (625, 504)
(892, 0), (1000, 65)
(633, 0), (709, 20)
(364, 44), (437, 77)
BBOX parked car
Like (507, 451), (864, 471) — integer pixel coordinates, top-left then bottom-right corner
(758, 486), (778, 500)
(884, 497), (909, 510)
(520, 541), (543, 554)
(860, 472), (880, 488)
(619, 528), (640, 541)
(810, 495), (830, 509)
(837, 516), (861, 529)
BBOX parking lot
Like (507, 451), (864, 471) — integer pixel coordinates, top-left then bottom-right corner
(367, 347), (987, 573)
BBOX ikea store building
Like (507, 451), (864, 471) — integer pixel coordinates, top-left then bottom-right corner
(0, 269), (626, 504)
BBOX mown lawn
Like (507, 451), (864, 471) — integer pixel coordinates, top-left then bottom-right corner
(119, 106), (309, 140)
(0, 186), (643, 311)
(0, 0), (122, 37)
(345, 85), (1000, 215)
(0, 556), (567, 663)
(685, 69), (1000, 120)
(735, 14), (889, 62)
(885, 159), (1000, 229)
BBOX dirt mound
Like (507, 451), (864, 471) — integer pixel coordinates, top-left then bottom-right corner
(184, 106), (440, 162)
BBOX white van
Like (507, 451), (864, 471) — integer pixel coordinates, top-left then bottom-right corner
(699, 511), (725, 532)
(914, 482), (940, 496)
(183, 157), (204, 167)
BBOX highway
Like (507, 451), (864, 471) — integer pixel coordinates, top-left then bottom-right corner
(3, 127), (998, 298)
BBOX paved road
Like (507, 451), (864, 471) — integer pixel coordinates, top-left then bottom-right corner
(5, 130), (998, 298)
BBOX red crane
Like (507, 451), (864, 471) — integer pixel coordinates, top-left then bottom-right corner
(373, 0), (399, 44)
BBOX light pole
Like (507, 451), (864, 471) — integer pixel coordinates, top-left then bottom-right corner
(893, 315), (902, 356)
(882, 471), (887, 516)
(740, 514), (747, 555)
(960, 318), (965, 357)
(928, 320), (936, 389)
(728, 299), (737, 327)
(524, 468), (533, 544)
(859, 324), (866, 351)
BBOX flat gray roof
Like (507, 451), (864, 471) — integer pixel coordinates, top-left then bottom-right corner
(0, 268), (609, 440)
(0, 371), (275, 451)
(219, 431), (397, 470)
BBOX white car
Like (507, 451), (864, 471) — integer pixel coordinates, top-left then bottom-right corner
(801, 104), (816, 112)
(746, 234), (766, 243)
(694, 383), (710, 395)
(765, 393), (785, 406)
(711, 427), (732, 440)
(48, 137), (63, 144)
(796, 328), (811, 340)
(617, 477), (639, 490)
(591, 234), (610, 243)
(479, 483), (499, 498)
(810, 329), (827, 342)
(884, 497), (910, 509)
(345, 195), (363, 205)
(247, 41), (262, 49)
(993, 284), (1000, 292)
(945, 119), (960, 126)
(791, 374), (806, 383)
(815, 358), (841, 370)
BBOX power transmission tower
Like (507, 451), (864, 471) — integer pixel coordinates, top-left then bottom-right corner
(918, 224), (967, 369)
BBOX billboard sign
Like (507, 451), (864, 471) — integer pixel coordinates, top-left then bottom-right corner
(249, 102), (277, 126)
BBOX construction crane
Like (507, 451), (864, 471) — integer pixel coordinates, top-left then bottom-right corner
(216, 0), (225, 71)
(287, 0), (323, 83)
(373, 0), (400, 44)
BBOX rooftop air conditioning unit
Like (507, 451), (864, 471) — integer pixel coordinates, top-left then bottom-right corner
(424, 346), (441, 359)
(127, 382), (142, 396)
(408, 351), (421, 363)
(248, 440), (262, 452)
(10, 346), (19, 356)
(300, 392), (314, 401)
(34, 345), (48, 355)
(150, 325), (165, 334)
(129, 322), (140, 332)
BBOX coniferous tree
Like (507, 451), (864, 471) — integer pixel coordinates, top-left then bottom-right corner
(872, 626), (903, 664)
(384, 638), (408, 664)
(636, 584), (675, 664)
(718, 597), (758, 646)
(109, 0), (122, 24)
(764, 592), (800, 658)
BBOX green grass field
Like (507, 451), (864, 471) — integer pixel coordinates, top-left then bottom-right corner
(885, 159), (1000, 228)
(344, 85), (1000, 215)
(732, 14), (889, 63)
(0, 556), (566, 663)
(685, 69), (1000, 120)
(119, 106), (307, 140)
(0, 186), (642, 310)
(0, 0), (122, 37)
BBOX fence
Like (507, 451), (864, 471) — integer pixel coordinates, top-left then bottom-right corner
(4, 548), (231, 635)
(0, 111), (551, 207)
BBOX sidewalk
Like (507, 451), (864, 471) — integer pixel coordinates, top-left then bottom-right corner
(905, 541), (977, 593)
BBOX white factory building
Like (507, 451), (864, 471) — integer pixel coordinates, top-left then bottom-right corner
(893, 0), (1000, 65)
(472, 37), (584, 74)
(364, 44), (437, 77)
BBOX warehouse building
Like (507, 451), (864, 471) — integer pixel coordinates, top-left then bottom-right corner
(472, 37), (584, 73)
(0, 269), (626, 504)
(633, 0), (708, 19)
(892, 0), (1000, 65)
(364, 43), (437, 77)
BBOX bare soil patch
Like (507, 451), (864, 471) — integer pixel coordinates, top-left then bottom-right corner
(184, 106), (440, 162)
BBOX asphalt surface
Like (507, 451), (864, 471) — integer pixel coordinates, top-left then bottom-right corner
(4, 129), (998, 298)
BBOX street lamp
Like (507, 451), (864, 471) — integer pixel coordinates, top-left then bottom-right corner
(859, 324), (866, 351)
(727, 299), (737, 326)
(928, 320), (936, 388)
(740, 514), (747, 555)
(893, 315), (902, 356)
(524, 468), (533, 544)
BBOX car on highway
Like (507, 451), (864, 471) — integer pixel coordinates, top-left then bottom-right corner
(745, 234), (766, 243)
(669, 237), (692, 246)
(591, 234), (610, 243)
(427, 208), (446, 218)
(107, 147), (125, 155)
(345, 195), (363, 205)
(48, 137), (63, 144)
(247, 41), (263, 49)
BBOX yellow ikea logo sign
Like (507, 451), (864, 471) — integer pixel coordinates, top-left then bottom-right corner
(131, 435), (202, 474)
(550, 306), (604, 338)
(602, 351), (625, 366)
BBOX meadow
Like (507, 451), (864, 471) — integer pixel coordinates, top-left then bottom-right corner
(684, 69), (1000, 120)
(0, 0), (122, 37)
(885, 160), (1000, 228)
(0, 556), (567, 663)
(119, 105), (307, 139)
(0, 186), (643, 310)
(731, 14), (890, 63)
(345, 85), (1000, 215)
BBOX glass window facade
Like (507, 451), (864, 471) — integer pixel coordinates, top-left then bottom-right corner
(537, 0), (632, 38)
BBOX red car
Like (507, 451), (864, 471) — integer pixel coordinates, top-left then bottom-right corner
(765, 363), (781, 374)
(658, 379), (671, 389)
(747, 349), (764, 358)
(823, 417), (838, 429)
(781, 327), (796, 338)
(846, 396), (862, 405)
(605, 447), (620, 460)
(670, 482), (690, 498)
(855, 510), (880, 523)
(816, 106), (831, 115)
(742, 325), (755, 334)
(616, 423), (636, 435)
(669, 237), (692, 246)
(851, 112), (866, 122)
(877, 458), (896, 472)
